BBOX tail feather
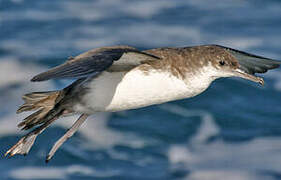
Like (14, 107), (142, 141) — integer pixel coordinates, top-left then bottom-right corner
(5, 79), (83, 159)
(17, 91), (61, 130)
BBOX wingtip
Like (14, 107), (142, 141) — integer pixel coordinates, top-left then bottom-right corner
(16, 109), (22, 114)
(30, 76), (39, 82)
(30, 73), (47, 82)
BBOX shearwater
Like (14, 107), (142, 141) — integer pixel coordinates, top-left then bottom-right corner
(5, 44), (281, 162)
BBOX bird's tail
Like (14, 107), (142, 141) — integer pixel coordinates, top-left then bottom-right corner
(16, 91), (63, 130)
(5, 90), (66, 157)
(5, 79), (85, 158)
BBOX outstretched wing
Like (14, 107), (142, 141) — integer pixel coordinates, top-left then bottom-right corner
(215, 45), (281, 74)
(31, 46), (160, 82)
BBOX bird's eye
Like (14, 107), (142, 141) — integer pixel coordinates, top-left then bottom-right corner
(219, 61), (225, 66)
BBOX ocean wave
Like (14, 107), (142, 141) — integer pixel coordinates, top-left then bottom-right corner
(9, 164), (120, 179)
(214, 37), (263, 50)
(0, 58), (55, 135)
(262, 70), (281, 91)
(2, 22), (269, 59)
(3, 0), (279, 59)
(165, 104), (281, 180)
(187, 170), (274, 180)
(0, 57), (49, 87)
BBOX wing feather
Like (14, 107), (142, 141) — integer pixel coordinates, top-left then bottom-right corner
(31, 46), (160, 82)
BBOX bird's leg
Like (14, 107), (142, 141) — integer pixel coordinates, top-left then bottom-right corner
(46, 114), (88, 163)
(5, 116), (58, 158)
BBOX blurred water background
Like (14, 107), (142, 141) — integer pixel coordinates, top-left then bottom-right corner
(1, 0), (281, 179)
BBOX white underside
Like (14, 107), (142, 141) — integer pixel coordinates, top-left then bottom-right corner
(74, 68), (216, 114)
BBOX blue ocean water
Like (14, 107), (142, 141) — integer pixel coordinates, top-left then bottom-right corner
(1, 0), (281, 179)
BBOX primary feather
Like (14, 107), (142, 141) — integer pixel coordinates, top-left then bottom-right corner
(31, 46), (160, 82)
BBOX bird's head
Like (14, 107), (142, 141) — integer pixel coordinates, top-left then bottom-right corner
(207, 45), (281, 86)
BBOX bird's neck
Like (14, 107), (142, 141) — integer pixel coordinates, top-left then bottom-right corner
(182, 65), (219, 94)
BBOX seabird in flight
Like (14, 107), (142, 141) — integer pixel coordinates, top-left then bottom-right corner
(5, 44), (281, 162)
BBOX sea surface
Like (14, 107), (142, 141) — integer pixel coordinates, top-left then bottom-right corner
(1, 0), (281, 179)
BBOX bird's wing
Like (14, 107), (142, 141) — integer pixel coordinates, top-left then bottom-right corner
(215, 45), (281, 74)
(31, 46), (160, 82)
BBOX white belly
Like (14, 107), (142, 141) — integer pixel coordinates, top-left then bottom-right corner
(75, 69), (212, 113)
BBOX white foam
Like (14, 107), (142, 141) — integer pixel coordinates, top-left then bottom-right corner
(10, 0), (24, 4)
(61, 1), (104, 21)
(159, 104), (219, 144)
(73, 23), (201, 51)
(9, 164), (119, 179)
(187, 0), (248, 9)
(43, 111), (148, 153)
(0, 57), (50, 87)
(1, 23), (269, 60)
(215, 37), (263, 50)
(0, 0), (202, 57)
(0, 58), (56, 135)
(0, 11), (66, 21)
(10, 167), (65, 179)
(265, 70), (281, 91)
(3, 0), (278, 59)
(166, 104), (281, 180)
(73, 38), (118, 51)
(123, 0), (175, 18)
(188, 170), (274, 180)
(117, 23), (202, 46)
(62, 0), (177, 20)
(0, 0), (248, 23)
(77, 113), (148, 150)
